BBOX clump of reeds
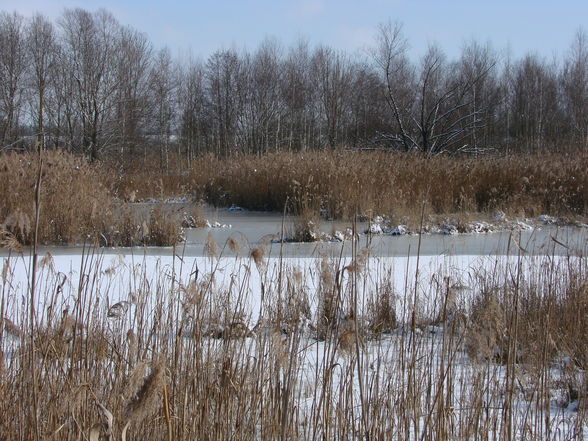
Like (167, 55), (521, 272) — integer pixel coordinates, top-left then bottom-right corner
(185, 149), (588, 223)
(366, 279), (398, 336)
(315, 258), (341, 341)
(104, 205), (184, 247)
(0, 150), (115, 244)
(123, 361), (165, 424)
(290, 215), (320, 243)
(146, 205), (184, 246)
(181, 203), (208, 228)
(111, 153), (195, 202)
(2, 240), (588, 440)
(465, 289), (507, 362)
(0, 150), (188, 247)
(3, 148), (587, 247)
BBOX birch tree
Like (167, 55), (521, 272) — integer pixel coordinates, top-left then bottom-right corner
(114, 26), (152, 156)
(0, 12), (27, 147)
(58, 8), (121, 160)
(561, 28), (588, 148)
(26, 13), (56, 149)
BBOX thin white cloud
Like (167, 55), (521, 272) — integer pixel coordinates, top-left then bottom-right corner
(334, 25), (374, 52)
(285, 0), (325, 19)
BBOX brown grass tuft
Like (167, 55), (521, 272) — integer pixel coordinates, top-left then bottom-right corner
(250, 247), (265, 268)
(124, 362), (165, 423)
(465, 290), (507, 362)
(227, 236), (240, 254)
(0, 227), (23, 253)
(146, 205), (184, 246)
(367, 281), (398, 336)
(204, 232), (219, 259)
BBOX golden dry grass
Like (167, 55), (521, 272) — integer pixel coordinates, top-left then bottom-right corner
(0, 150), (184, 246)
(2, 148), (587, 246)
(1, 247), (587, 440)
(0, 149), (114, 244)
(117, 149), (587, 226)
(186, 149), (587, 222)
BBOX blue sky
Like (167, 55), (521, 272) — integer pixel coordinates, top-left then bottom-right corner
(0, 0), (585, 60)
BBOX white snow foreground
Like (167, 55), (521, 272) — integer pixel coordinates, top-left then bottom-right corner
(1, 251), (586, 440)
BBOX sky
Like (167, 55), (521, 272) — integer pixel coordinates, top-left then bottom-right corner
(0, 0), (585, 61)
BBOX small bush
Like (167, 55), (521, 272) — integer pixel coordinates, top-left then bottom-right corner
(184, 149), (588, 223)
(465, 290), (507, 362)
(0, 150), (115, 244)
(367, 282), (398, 336)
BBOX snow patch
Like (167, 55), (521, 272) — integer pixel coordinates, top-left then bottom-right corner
(443, 224), (459, 235)
(513, 220), (534, 231)
(365, 223), (383, 234)
(205, 220), (232, 229)
(538, 214), (557, 224)
(389, 225), (409, 236)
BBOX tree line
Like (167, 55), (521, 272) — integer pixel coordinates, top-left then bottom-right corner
(1, 8), (587, 166)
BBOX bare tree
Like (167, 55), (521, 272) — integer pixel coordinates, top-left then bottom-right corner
(179, 58), (210, 162)
(244, 38), (283, 153)
(0, 12), (27, 147)
(370, 21), (415, 151)
(311, 46), (352, 148)
(510, 54), (560, 151)
(149, 47), (177, 169)
(1, 8), (585, 158)
(347, 62), (388, 146)
(52, 42), (77, 151)
(372, 22), (496, 155)
(455, 40), (500, 151)
(114, 26), (152, 156)
(561, 28), (588, 148)
(58, 8), (121, 160)
(26, 13), (56, 150)
(206, 48), (243, 155)
(282, 39), (315, 150)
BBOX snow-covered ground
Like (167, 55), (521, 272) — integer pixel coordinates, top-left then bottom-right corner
(0, 251), (553, 325)
(1, 249), (586, 439)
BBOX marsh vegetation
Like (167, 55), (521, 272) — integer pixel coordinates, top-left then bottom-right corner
(1, 241), (587, 440)
(1, 7), (588, 441)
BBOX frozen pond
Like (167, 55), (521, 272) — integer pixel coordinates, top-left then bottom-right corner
(1, 207), (586, 440)
(14, 205), (588, 258)
(184, 207), (587, 257)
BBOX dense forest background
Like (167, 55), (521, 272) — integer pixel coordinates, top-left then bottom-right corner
(1, 8), (587, 166)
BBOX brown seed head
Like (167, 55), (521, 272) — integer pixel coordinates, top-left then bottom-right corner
(124, 362), (165, 423)
(250, 247), (265, 268)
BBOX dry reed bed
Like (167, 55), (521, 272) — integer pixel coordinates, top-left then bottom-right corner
(188, 150), (588, 222)
(0, 150), (113, 245)
(0, 150), (183, 246)
(1, 243), (587, 440)
(1, 149), (587, 245)
(117, 149), (588, 229)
